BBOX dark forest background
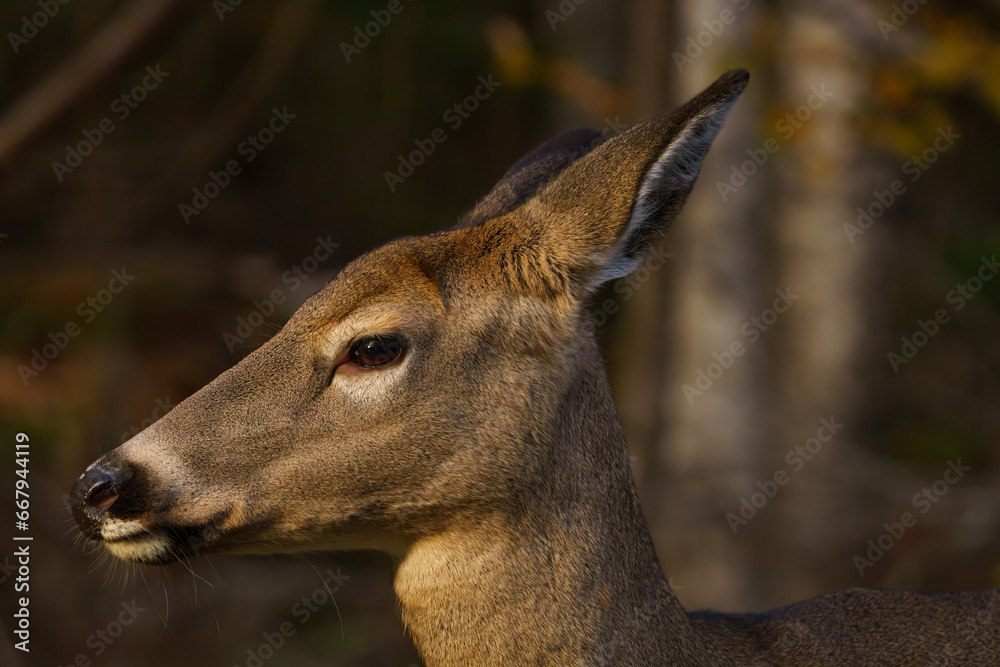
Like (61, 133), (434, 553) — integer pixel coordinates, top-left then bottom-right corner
(1, 0), (999, 665)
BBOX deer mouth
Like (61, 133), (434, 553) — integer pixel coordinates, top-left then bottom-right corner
(71, 455), (240, 565)
(102, 530), (176, 564)
(96, 518), (224, 565)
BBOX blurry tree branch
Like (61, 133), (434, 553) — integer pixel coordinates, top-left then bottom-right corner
(0, 0), (193, 167)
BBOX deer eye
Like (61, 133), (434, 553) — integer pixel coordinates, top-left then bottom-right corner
(351, 335), (405, 368)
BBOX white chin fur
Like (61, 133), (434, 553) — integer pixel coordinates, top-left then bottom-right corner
(101, 518), (151, 541)
(103, 532), (172, 562)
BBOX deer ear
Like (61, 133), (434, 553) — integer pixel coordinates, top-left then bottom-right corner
(457, 128), (607, 229)
(530, 68), (749, 289)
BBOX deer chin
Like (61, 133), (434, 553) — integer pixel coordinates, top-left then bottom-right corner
(96, 510), (235, 565)
(103, 532), (176, 565)
(96, 501), (408, 565)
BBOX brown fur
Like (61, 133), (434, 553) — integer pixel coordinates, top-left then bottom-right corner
(71, 69), (1000, 666)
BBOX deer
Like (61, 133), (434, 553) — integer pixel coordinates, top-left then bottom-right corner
(70, 68), (1000, 666)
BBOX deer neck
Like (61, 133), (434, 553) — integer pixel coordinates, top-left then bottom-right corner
(393, 341), (714, 667)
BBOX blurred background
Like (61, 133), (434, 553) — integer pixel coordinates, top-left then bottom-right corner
(1, 0), (999, 665)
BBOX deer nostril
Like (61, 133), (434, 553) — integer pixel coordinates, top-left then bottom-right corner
(71, 464), (131, 540)
(88, 480), (120, 511)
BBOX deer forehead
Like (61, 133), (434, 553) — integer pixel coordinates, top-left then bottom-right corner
(295, 230), (576, 351)
(295, 243), (444, 339)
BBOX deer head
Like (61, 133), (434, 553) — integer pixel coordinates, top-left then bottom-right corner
(71, 69), (749, 572)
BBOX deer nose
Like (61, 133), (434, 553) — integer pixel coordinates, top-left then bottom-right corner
(71, 464), (130, 540)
